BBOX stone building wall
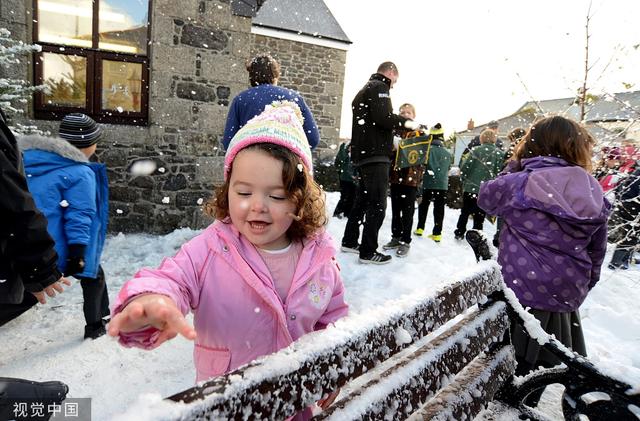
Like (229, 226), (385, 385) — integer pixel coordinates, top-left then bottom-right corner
(1, 0), (347, 234)
(250, 34), (346, 158)
(250, 34), (346, 191)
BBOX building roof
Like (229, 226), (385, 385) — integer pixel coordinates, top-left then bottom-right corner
(516, 97), (581, 121)
(584, 91), (640, 122)
(252, 0), (351, 44)
(458, 108), (618, 144)
(515, 90), (640, 123)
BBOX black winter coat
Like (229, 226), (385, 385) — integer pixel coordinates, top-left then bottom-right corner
(350, 73), (407, 166)
(0, 109), (61, 304)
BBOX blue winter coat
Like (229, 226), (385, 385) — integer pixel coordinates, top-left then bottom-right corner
(222, 84), (320, 149)
(20, 135), (109, 278)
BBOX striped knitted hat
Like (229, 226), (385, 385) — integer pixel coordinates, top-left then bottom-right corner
(224, 101), (312, 180)
(59, 113), (102, 148)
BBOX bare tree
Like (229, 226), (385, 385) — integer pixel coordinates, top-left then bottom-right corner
(578, 1), (593, 122)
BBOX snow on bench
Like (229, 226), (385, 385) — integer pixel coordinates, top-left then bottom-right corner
(157, 263), (513, 420)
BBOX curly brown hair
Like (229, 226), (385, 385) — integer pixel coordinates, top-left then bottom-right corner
(512, 116), (595, 171)
(204, 144), (327, 241)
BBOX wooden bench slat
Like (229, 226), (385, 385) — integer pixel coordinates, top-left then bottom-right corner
(164, 266), (503, 420)
(409, 345), (517, 421)
(317, 301), (510, 420)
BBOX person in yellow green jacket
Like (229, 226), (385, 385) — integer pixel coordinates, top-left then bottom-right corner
(454, 129), (504, 240)
(414, 124), (452, 242)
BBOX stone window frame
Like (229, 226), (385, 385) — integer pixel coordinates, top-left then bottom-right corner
(31, 0), (152, 126)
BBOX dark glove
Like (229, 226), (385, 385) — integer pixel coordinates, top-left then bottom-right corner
(64, 244), (86, 277)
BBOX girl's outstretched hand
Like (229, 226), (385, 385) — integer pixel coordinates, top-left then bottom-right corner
(107, 294), (197, 345)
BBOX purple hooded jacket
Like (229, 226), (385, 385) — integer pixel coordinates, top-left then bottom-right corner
(478, 157), (611, 312)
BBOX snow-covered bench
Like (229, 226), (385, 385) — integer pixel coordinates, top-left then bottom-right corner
(163, 263), (639, 420)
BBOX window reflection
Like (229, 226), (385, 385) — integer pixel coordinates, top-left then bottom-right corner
(102, 60), (143, 112)
(37, 0), (93, 48)
(99, 0), (149, 54)
(41, 52), (87, 107)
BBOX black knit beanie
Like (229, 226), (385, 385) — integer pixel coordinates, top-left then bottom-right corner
(59, 113), (102, 148)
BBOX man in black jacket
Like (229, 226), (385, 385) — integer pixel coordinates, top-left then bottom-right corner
(0, 108), (70, 326)
(341, 62), (420, 264)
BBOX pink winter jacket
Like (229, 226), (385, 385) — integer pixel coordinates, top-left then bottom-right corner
(112, 221), (349, 384)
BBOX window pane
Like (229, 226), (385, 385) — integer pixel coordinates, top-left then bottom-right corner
(37, 0), (93, 48)
(41, 52), (87, 107)
(102, 60), (143, 112)
(99, 0), (149, 54)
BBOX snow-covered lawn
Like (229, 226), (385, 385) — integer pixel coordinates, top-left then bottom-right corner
(1, 192), (638, 420)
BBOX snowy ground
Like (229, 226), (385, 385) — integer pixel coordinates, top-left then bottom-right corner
(1, 192), (638, 420)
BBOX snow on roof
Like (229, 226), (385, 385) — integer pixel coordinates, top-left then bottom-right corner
(253, 0), (351, 44)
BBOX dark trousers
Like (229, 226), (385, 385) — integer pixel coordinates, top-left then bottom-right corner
(0, 292), (38, 327)
(416, 189), (446, 235)
(333, 180), (356, 218)
(455, 192), (486, 236)
(342, 163), (389, 258)
(493, 217), (504, 246)
(78, 265), (110, 326)
(390, 184), (417, 243)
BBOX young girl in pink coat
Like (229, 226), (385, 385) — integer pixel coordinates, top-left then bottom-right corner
(108, 103), (349, 400)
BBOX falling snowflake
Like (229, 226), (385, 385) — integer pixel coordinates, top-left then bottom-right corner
(297, 164), (304, 172)
(162, 197), (170, 204)
(358, 119), (365, 125)
(158, 167), (166, 173)
(116, 106), (124, 113)
(116, 209), (124, 214)
(197, 198), (204, 205)
(59, 200), (69, 207)
(254, 307), (261, 313)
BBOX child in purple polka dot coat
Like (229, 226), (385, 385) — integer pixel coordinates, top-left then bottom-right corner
(478, 116), (611, 379)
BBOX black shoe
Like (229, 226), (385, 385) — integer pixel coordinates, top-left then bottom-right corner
(465, 230), (492, 262)
(340, 244), (359, 254)
(0, 378), (68, 421)
(84, 321), (107, 340)
(359, 252), (392, 265)
(382, 238), (402, 250)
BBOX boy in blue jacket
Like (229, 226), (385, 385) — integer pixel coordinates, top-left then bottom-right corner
(20, 113), (110, 339)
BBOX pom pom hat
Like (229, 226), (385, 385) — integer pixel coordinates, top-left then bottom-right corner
(429, 123), (444, 136)
(224, 101), (312, 180)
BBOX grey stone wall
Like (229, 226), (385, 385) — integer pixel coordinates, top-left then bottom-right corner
(250, 34), (346, 161)
(1, 1), (347, 234)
